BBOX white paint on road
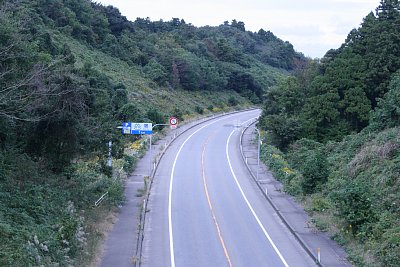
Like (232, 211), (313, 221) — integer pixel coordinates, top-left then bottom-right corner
(226, 129), (290, 267)
(168, 113), (258, 267)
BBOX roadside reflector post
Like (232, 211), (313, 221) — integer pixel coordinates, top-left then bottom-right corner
(317, 247), (321, 263)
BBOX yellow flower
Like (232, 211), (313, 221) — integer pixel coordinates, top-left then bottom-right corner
(282, 167), (295, 174)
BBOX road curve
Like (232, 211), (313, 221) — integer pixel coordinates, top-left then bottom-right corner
(142, 110), (316, 267)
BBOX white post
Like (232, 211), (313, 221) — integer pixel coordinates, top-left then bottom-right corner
(317, 248), (321, 263)
(107, 141), (112, 167)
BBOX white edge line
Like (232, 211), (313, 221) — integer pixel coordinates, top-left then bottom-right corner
(168, 111), (258, 267)
(226, 129), (290, 267)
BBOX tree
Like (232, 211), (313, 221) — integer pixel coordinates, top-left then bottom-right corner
(143, 58), (168, 85)
(369, 71), (400, 130)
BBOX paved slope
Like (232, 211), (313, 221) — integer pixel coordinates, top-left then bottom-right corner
(142, 110), (316, 267)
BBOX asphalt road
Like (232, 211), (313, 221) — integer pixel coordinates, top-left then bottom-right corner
(142, 110), (316, 267)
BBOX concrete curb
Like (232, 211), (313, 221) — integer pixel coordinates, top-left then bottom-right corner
(239, 121), (322, 267)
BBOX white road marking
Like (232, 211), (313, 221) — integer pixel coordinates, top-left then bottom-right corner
(168, 111), (259, 267)
(226, 129), (290, 267)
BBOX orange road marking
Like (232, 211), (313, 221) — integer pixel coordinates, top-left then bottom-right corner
(202, 140), (233, 267)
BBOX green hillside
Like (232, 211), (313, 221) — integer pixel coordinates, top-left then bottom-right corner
(259, 1), (400, 265)
(0, 0), (304, 265)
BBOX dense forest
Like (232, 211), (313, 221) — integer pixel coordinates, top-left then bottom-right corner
(259, 0), (400, 265)
(0, 0), (304, 265)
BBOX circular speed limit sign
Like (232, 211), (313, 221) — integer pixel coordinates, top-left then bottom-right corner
(169, 117), (178, 126)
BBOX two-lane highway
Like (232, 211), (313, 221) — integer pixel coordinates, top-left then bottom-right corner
(142, 110), (316, 267)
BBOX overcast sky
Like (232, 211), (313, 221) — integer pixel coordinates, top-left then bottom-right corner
(94, 0), (379, 58)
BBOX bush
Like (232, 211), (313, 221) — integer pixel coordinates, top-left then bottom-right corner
(287, 139), (329, 194)
(375, 226), (400, 266)
(329, 180), (378, 234)
(300, 150), (328, 194)
(228, 96), (239, 106)
(146, 108), (166, 124)
(369, 72), (400, 131)
(260, 144), (302, 195)
(122, 155), (136, 173)
(172, 107), (185, 121)
(195, 105), (204, 114)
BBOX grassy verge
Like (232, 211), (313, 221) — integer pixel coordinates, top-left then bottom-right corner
(0, 138), (147, 266)
(259, 127), (400, 267)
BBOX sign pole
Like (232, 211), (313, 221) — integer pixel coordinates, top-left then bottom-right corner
(149, 134), (152, 176)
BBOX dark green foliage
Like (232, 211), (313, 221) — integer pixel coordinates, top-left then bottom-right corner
(117, 103), (143, 122)
(259, 76), (305, 148)
(262, 127), (400, 266)
(330, 180), (378, 233)
(0, 0), (302, 265)
(228, 96), (239, 106)
(376, 226), (400, 266)
(172, 107), (184, 122)
(288, 139), (329, 194)
(0, 146), (124, 265)
(260, 2), (400, 145)
(195, 106), (204, 114)
(227, 71), (263, 102)
(146, 108), (167, 125)
(260, 144), (303, 195)
(143, 58), (168, 85)
(23, 0), (304, 101)
(369, 71), (400, 130)
(258, 2), (400, 265)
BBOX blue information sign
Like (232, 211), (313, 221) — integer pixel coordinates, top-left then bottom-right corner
(122, 122), (153, 135)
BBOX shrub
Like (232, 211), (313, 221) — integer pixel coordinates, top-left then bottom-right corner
(329, 180), (378, 233)
(260, 144), (302, 195)
(146, 108), (166, 124)
(300, 150), (328, 194)
(195, 105), (204, 114)
(375, 226), (400, 266)
(288, 139), (329, 194)
(172, 107), (185, 122)
(228, 96), (239, 106)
